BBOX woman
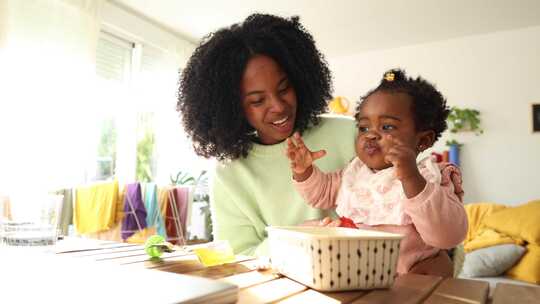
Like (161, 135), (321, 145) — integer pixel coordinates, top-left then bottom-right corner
(177, 13), (356, 256)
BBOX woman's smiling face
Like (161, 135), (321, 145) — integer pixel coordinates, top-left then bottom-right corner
(241, 55), (297, 145)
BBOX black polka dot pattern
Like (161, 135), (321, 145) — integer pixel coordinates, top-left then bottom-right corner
(269, 234), (401, 291)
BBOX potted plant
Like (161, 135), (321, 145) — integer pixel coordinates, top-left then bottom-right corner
(447, 107), (483, 135)
(445, 107), (483, 165)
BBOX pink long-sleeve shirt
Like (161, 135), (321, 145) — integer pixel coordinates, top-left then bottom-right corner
(294, 157), (468, 274)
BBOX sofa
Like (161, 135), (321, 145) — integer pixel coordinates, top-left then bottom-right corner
(456, 200), (540, 296)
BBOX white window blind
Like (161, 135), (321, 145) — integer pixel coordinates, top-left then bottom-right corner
(141, 44), (166, 75)
(137, 44), (178, 109)
(96, 33), (133, 83)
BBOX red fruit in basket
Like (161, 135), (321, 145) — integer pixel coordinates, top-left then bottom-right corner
(339, 216), (358, 228)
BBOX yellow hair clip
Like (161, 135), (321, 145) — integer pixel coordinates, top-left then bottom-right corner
(384, 72), (395, 82)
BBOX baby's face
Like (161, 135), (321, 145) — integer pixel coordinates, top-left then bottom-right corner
(354, 91), (420, 170)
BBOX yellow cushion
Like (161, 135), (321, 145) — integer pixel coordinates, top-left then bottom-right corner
(506, 243), (540, 284)
(464, 227), (523, 253)
(464, 202), (507, 245)
(483, 200), (540, 244)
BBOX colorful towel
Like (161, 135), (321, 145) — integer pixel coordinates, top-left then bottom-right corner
(144, 183), (166, 238)
(165, 187), (190, 245)
(121, 183), (147, 240)
(74, 180), (118, 234)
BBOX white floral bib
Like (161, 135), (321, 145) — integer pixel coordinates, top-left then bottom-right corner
(335, 157), (441, 226)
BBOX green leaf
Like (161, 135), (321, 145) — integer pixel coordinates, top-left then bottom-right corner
(447, 106), (483, 135)
(446, 139), (463, 147)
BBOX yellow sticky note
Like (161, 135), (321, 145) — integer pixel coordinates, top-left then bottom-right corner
(193, 240), (235, 267)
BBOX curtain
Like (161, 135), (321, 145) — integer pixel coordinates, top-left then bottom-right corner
(0, 0), (103, 212)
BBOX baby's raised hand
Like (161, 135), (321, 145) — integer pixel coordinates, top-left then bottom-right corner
(383, 135), (420, 181)
(286, 132), (326, 181)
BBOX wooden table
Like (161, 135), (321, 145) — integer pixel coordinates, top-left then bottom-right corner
(4, 238), (540, 303)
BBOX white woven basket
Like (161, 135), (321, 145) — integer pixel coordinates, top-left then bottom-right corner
(267, 226), (403, 291)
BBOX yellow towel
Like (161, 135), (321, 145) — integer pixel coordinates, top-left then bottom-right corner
(115, 185), (126, 222)
(158, 187), (171, 220)
(126, 226), (158, 244)
(463, 202), (523, 252)
(74, 180), (118, 234)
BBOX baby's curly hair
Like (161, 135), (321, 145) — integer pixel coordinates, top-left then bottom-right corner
(177, 13), (333, 160)
(358, 69), (450, 141)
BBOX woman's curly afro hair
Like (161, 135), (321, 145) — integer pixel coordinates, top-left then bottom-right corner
(177, 13), (333, 160)
(357, 69), (450, 142)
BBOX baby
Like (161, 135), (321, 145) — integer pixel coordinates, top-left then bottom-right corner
(286, 69), (468, 277)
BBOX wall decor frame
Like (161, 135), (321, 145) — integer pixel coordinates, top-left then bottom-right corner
(533, 104), (540, 132)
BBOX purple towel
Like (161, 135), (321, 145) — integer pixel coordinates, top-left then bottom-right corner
(121, 183), (147, 240)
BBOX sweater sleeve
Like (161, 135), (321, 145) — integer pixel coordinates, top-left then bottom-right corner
(293, 166), (343, 209)
(210, 175), (266, 256)
(403, 164), (468, 249)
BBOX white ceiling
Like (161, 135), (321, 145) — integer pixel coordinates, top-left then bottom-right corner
(112, 0), (540, 57)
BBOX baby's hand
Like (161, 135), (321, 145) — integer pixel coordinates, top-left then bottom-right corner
(286, 132), (326, 181)
(384, 135), (420, 181)
(318, 217), (342, 227)
(384, 135), (428, 198)
(299, 217), (342, 227)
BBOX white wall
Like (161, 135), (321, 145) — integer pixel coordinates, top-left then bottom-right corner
(101, 1), (195, 65)
(329, 26), (540, 205)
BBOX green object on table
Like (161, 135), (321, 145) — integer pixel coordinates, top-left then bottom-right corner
(145, 235), (166, 258)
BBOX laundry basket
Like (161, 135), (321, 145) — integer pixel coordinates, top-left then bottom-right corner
(267, 226), (403, 291)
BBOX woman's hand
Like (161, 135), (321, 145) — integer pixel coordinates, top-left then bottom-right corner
(286, 132), (326, 182)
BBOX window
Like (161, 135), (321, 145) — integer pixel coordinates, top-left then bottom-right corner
(92, 31), (196, 184)
(133, 44), (174, 183)
(93, 32), (133, 182)
(136, 112), (156, 182)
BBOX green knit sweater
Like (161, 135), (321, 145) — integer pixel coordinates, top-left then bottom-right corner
(210, 116), (357, 256)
